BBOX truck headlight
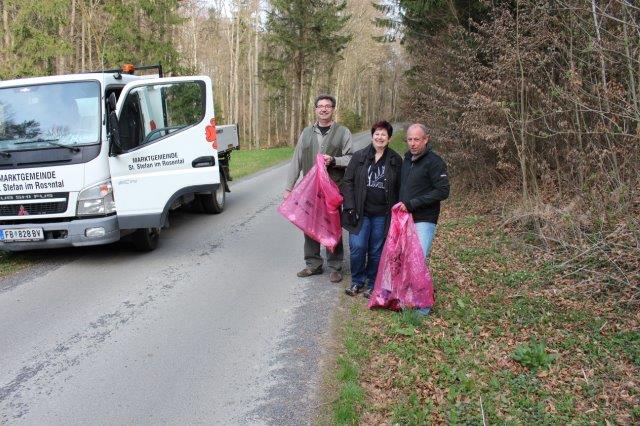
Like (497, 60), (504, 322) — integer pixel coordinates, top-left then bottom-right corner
(77, 181), (116, 216)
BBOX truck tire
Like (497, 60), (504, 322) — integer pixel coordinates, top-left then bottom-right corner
(132, 227), (160, 251)
(199, 174), (226, 214)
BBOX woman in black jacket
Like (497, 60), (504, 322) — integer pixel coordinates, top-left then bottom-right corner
(341, 120), (402, 298)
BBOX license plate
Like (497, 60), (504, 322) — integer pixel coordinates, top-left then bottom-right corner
(0, 227), (44, 242)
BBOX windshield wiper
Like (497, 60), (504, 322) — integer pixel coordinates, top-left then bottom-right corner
(15, 138), (80, 153)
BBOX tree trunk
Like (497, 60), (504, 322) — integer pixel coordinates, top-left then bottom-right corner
(80, 5), (85, 71)
(268, 98), (272, 147)
(3, 3), (11, 50)
(267, 100), (282, 146)
(88, 5), (92, 69)
(241, 76), (247, 144)
(192, 10), (198, 68)
(289, 87), (297, 146)
(591, 0), (609, 112)
(233, 11), (240, 125)
(58, 25), (65, 74)
(622, 4), (639, 122)
(253, 7), (260, 148)
(69, 0), (76, 72)
(515, 0), (530, 204)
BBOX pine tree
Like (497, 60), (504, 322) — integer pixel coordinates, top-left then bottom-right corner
(1, 0), (71, 78)
(103, 0), (184, 74)
(261, 0), (351, 144)
(375, 0), (490, 49)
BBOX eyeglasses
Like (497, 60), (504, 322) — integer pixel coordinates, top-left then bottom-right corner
(406, 137), (426, 142)
(316, 104), (334, 110)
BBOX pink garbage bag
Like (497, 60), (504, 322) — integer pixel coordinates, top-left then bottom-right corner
(278, 154), (343, 251)
(368, 203), (435, 310)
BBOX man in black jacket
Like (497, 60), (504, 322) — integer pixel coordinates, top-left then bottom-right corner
(398, 123), (450, 258)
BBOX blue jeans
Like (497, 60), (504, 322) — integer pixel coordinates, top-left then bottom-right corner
(349, 215), (386, 289)
(415, 221), (437, 258)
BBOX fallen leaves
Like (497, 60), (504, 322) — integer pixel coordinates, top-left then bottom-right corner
(336, 196), (639, 424)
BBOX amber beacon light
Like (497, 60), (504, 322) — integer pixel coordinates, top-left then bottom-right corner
(121, 63), (135, 74)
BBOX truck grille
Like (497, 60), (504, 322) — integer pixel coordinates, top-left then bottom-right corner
(0, 201), (68, 216)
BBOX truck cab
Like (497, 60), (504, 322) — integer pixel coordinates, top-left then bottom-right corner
(0, 65), (238, 251)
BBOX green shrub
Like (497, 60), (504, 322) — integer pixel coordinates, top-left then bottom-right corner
(512, 338), (558, 371)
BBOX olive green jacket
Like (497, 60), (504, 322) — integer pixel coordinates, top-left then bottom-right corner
(285, 122), (353, 191)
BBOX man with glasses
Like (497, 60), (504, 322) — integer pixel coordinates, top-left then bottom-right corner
(398, 123), (450, 259)
(284, 94), (353, 283)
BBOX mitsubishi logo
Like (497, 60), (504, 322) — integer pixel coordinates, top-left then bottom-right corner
(17, 205), (28, 216)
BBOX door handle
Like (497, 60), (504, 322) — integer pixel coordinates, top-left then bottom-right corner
(192, 156), (216, 168)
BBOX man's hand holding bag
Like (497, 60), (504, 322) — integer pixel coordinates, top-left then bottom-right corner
(278, 154), (343, 251)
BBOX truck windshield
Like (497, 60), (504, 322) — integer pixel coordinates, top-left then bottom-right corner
(0, 81), (100, 152)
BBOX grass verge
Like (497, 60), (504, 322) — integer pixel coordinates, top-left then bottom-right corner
(332, 304), (370, 424)
(330, 195), (639, 424)
(0, 251), (35, 278)
(229, 146), (293, 180)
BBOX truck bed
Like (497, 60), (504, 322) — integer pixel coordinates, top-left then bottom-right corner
(217, 124), (240, 153)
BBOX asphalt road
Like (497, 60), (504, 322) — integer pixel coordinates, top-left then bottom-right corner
(0, 130), (372, 425)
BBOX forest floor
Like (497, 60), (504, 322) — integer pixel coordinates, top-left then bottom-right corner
(330, 193), (639, 425)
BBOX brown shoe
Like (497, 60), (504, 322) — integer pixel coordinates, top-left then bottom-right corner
(297, 267), (323, 278)
(329, 271), (343, 283)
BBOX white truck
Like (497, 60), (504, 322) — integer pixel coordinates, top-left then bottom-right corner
(0, 64), (239, 251)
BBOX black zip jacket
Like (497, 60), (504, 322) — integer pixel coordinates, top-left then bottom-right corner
(341, 144), (402, 234)
(399, 146), (450, 224)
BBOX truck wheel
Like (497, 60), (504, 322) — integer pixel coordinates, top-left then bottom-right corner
(199, 174), (226, 214)
(132, 227), (160, 251)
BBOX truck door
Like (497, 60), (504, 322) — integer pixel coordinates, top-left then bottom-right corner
(108, 76), (219, 229)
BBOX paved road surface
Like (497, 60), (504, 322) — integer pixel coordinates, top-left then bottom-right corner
(0, 130), (372, 425)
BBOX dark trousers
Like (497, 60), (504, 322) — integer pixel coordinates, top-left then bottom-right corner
(304, 234), (344, 271)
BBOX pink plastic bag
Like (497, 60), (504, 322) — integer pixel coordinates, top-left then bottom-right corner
(368, 203), (435, 310)
(278, 154), (343, 251)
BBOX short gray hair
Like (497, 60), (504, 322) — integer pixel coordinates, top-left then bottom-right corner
(408, 123), (429, 137)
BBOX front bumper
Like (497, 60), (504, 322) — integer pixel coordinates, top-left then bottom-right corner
(0, 215), (120, 251)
